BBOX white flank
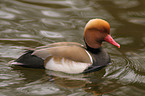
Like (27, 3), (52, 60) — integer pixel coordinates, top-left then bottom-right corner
(45, 57), (91, 74)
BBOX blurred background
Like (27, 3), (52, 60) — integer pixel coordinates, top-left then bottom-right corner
(0, 0), (145, 96)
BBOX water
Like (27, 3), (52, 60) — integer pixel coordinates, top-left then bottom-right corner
(0, 0), (145, 96)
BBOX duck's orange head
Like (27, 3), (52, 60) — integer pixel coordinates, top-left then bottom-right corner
(84, 19), (120, 49)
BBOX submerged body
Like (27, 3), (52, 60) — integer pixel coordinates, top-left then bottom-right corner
(11, 19), (120, 74)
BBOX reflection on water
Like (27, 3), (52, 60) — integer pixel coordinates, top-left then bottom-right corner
(0, 0), (145, 96)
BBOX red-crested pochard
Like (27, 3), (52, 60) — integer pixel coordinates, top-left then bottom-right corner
(11, 19), (120, 74)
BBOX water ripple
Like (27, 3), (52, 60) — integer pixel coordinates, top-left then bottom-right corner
(104, 52), (145, 84)
(40, 30), (64, 38)
(42, 10), (63, 17)
(113, 0), (139, 8)
(0, 10), (15, 19)
(17, 83), (62, 95)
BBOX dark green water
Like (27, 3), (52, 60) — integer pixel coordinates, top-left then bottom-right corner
(0, 0), (145, 96)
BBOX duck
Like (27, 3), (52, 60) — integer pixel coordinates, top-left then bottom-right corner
(11, 18), (120, 74)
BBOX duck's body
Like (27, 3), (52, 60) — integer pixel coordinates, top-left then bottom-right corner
(11, 19), (120, 74)
(13, 42), (110, 73)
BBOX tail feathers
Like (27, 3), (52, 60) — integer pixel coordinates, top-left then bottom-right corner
(12, 50), (44, 69)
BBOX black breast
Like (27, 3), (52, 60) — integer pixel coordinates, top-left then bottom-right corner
(83, 45), (110, 73)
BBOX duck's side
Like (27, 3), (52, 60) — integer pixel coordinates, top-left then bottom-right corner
(11, 42), (93, 74)
(11, 42), (110, 74)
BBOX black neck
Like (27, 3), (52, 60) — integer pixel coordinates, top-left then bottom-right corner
(85, 43), (102, 53)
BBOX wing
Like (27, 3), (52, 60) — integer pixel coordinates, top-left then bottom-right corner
(32, 42), (92, 64)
